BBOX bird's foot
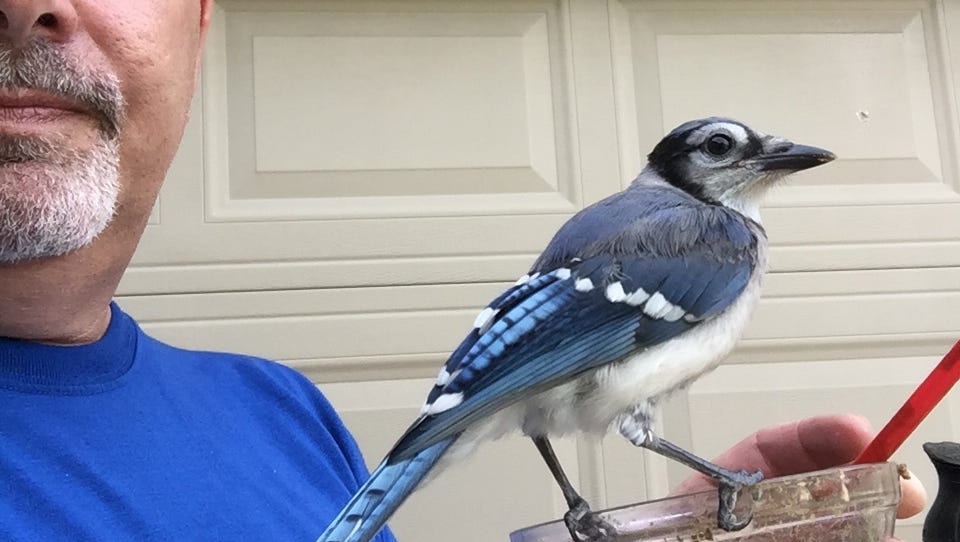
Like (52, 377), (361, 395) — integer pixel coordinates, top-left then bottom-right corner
(563, 498), (616, 542)
(717, 469), (763, 531)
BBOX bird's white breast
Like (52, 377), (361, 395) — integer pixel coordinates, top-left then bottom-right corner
(513, 230), (769, 438)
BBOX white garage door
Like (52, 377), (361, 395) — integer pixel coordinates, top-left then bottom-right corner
(118, 1), (960, 540)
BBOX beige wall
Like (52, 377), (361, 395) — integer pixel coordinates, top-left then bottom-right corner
(118, 1), (960, 540)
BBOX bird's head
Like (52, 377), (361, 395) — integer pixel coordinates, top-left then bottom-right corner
(645, 117), (835, 219)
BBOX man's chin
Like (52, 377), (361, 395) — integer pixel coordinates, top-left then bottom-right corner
(0, 136), (120, 264)
(0, 216), (113, 264)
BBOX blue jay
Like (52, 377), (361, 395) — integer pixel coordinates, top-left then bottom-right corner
(317, 118), (835, 542)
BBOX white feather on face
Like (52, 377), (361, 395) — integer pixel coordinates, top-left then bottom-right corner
(689, 121), (751, 147)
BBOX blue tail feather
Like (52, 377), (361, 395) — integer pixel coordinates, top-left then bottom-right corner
(316, 436), (457, 542)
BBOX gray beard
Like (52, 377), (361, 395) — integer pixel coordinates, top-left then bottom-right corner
(0, 134), (120, 263)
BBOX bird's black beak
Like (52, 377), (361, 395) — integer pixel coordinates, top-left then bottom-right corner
(750, 143), (836, 172)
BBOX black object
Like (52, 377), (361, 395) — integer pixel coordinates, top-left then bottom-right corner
(923, 442), (960, 541)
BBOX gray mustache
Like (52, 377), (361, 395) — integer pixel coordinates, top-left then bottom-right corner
(0, 39), (124, 137)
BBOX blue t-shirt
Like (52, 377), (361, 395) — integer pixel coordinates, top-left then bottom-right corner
(0, 303), (396, 542)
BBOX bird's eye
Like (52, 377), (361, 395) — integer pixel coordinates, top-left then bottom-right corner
(703, 134), (734, 157)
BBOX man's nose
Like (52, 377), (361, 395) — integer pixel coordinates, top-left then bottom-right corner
(0, 0), (78, 46)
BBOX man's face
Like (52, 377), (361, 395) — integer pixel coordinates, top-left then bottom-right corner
(0, 1), (209, 264)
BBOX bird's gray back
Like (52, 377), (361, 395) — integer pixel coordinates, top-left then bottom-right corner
(531, 181), (760, 274)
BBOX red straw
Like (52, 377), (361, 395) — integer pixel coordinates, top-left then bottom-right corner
(854, 339), (960, 464)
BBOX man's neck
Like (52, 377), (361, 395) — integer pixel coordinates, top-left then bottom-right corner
(0, 248), (123, 345)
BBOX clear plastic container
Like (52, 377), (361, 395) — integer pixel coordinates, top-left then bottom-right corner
(510, 462), (901, 541)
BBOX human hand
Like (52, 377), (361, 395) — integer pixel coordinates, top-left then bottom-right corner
(670, 414), (926, 540)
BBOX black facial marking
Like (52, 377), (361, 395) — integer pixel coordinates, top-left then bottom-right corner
(741, 131), (763, 160)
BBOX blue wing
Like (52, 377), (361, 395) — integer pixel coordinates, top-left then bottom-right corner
(389, 194), (759, 462)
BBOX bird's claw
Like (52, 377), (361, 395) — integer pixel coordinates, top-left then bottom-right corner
(564, 498), (616, 542)
(717, 469), (763, 531)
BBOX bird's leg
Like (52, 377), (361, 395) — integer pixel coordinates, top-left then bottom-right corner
(645, 437), (762, 530)
(617, 411), (762, 531)
(532, 436), (616, 542)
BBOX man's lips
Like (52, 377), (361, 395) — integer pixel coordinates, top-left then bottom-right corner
(0, 90), (93, 124)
